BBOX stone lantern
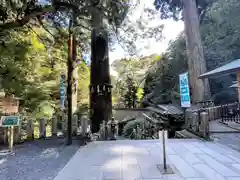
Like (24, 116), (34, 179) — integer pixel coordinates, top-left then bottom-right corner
(109, 117), (117, 140)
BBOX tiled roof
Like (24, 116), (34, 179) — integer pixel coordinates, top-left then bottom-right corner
(199, 59), (240, 79)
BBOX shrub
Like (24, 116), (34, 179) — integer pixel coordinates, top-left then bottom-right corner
(123, 117), (144, 138)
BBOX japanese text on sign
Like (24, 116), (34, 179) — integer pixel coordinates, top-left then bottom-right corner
(179, 72), (191, 107)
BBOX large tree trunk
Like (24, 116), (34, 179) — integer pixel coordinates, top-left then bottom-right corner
(67, 19), (73, 145)
(183, 0), (210, 104)
(90, 8), (112, 133)
(72, 19), (78, 115)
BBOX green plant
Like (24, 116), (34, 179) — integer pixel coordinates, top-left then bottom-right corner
(123, 117), (144, 138)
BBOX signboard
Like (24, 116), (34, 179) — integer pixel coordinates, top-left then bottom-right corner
(60, 73), (66, 110)
(0, 116), (20, 127)
(179, 72), (191, 107)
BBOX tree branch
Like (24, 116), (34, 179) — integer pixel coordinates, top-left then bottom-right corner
(0, 1), (84, 31)
(0, 5), (55, 31)
(37, 16), (56, 38)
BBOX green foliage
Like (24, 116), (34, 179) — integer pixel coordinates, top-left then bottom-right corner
(0, 27), (60, 117)
(145, 0), (240, 105)
(122, 75), (138, 108)
(144, 39), (188, 104)
(112, 54), (157, 107)
(136, 88), (144, 102)
(123, 117), (144, 138)
(153, 0), (215, 20)
(77, 61), (90, 105)
(0, 25), (91, 118)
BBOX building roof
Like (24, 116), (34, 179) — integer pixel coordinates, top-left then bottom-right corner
(199, 59), (240, 79)
(147, 104), (183, 115)
(230, 83), (239, 88)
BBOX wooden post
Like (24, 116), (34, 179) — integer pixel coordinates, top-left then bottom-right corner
(8, 126), (14, 151)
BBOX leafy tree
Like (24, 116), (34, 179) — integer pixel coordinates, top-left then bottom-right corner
(153, 0), (215, 21)
(144, 0), (240, 105)
(153, 0), (216, 103)
(122, 75), (138, 108)
(77, 60), (90, 105)
(0, 26), (67, 118)
(112, 54), (158, 107)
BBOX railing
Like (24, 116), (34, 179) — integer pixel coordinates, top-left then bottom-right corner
(197, 100), (215, 108)
(220, 102), (240, 123)
(123, 113), (159, 140)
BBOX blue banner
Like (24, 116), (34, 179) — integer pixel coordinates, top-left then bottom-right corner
(60, 73), (66, 110)
(179, 72), (191, 107)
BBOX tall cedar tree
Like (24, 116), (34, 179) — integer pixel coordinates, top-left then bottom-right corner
(154, 0), (215, 103)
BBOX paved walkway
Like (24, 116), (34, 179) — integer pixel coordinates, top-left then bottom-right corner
(211, 133), (240, 152)
(209, 121), (240, 133)
(54, 139), (240, 180)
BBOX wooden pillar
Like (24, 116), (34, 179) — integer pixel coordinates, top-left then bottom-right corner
(237, 72), (240, 102)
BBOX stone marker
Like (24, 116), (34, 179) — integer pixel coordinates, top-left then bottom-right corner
(192, 112), (199, 132)
(52, 116), (57, 137)
(72, 114), (78, 136)
(14, 126), (21, 143)
(27, 119), (34, 140)
(81, 115), (88, 136)
(200, 111), (209, 138)
(39, 118), (46, 138)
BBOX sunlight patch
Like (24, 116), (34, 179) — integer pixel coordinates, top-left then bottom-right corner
(0, 158), (7, 165)
(40, 148), (59, 158)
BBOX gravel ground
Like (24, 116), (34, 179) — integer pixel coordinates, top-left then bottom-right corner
(211, 132), (240, 152)
(0, 139), (80, 180)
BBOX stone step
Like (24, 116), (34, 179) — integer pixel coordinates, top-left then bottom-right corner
(176, 130), (202, 139)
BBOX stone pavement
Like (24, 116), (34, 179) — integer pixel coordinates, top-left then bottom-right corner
(211, 133), (240, 152)
(54, 139), (240, 180)
(209, 120), (240, 133)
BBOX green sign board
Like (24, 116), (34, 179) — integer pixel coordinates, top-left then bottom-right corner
(0, 116), (20, 127)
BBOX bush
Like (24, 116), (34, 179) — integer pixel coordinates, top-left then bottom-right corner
(123, 117), (144, 138)
(213, 91), (237, 105)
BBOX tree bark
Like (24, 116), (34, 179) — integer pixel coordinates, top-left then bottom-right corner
(182, 0), (210, 104)
(72, 13), (78, 115)
(90, 7), (112, 133)
(67, 18), (73, 145)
